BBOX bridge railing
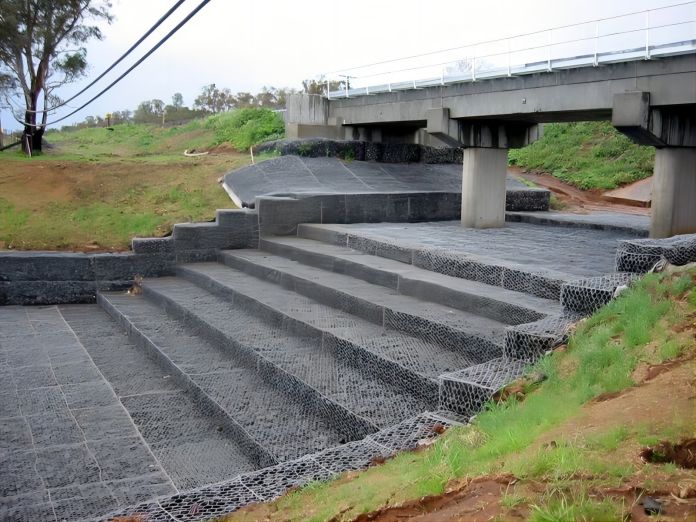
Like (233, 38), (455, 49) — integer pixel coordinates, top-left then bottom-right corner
(323, 1), (696, 99)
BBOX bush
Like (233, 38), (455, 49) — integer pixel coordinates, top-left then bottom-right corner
(508, 121), (655, 190)
(205, 108), (284, 151)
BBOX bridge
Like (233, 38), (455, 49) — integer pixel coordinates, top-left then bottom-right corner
(285, 2), (696, 238)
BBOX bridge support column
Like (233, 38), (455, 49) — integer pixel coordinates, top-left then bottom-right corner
(461, 147), (508, 228)
(612, 92), (696, 238)
(651, 148), (696, 238)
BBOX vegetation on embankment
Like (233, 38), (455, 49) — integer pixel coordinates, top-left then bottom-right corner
(227, 267), (696, 521)
(508, 121), (655, 190)
(0, 108), (285, 251)
(45, 107), (285, 158)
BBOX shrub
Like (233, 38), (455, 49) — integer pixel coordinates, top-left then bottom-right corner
(205, 108), (284, 151)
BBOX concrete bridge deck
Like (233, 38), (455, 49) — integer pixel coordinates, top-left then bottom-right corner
(286, 53), (696, 238)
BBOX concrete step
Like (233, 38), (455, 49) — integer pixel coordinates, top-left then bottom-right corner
(99, 292), (351, 464)
(296, 223), (573, 300)
(258, 236), (561, 325)
(178, 261), (497, 392)
(218, 250), (508, 362)
(58, 305), (259, 492)
(138, 276), (433, 430)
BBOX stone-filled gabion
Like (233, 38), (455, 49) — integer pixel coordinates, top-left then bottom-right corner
(616, 233), (696, 273)
(101, 413), (459, 522)
(255, 138), (442, 164)
(504, 312), (581, 362)
(439, 358), (528, 418)
(560, 273), (641, 314)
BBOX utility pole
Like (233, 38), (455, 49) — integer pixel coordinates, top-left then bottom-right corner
(0, 110), (3, 148)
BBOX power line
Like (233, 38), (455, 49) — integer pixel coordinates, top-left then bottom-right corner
(323, 0), (695, 75)
(22, 0), (212, 128)
(23, 0), (188, 115)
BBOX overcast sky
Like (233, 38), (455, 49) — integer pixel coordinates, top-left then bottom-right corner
(2, 0), (690, 130)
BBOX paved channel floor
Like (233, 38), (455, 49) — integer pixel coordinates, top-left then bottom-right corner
(0, 305), (178, 522)
(311, 220), (637, 278)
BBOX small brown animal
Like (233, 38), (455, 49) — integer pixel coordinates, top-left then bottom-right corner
(431, 422), (446, 435)
(127, 275), (144, 296)
(370, 454), (386, 466)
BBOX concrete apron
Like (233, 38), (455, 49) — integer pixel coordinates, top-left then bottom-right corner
(651, 148), (696, 238)
(461, 148), (508, 228)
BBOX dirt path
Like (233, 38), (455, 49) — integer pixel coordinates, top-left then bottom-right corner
(510, 167), (651, 216)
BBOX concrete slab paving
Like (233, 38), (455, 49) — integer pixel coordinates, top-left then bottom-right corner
(0, 305), (177, 522)
(299, 220), (634, 278)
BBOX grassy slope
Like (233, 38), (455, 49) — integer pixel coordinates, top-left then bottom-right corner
(0, 109), (285, 251)
(228, 268), (696, 521)
(508, 122), (655, 190)
(0, 123), (244, 251)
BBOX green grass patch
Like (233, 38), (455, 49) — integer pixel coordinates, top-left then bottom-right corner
(508, 121), (654, 190)
(529, 490), (628, 522)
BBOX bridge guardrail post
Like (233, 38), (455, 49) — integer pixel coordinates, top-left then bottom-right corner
(645, 10), (651, 59)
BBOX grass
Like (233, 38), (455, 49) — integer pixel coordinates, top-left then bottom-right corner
(528, 490), (628, 522)
(508, 121), (655, 190)
(228, 268), (696, 521)
(0, 108), (287, 250)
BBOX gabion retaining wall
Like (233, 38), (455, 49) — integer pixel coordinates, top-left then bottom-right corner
(101, 412), (458, 522)
(254, 138), (457, 164)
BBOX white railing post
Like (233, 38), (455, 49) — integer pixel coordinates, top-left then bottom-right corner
(472, 49), (476, 82)
(507, 38), (511, 76)
(315, 2), (694, 99)
(645, 10), (651, 59)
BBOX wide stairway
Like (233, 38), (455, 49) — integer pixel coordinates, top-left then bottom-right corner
(89, 222), (563, 504)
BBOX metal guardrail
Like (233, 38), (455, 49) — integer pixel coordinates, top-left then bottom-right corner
(324, 1), (696, 99)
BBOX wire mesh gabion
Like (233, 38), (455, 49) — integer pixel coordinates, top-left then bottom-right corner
(7, 225), (694, 522)
(100, 413), (457, 522)
(560, 272), (641, 314)
(616, 233), (696, 273)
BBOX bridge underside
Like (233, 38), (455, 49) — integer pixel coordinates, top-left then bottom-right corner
(287, 55), (696, 238)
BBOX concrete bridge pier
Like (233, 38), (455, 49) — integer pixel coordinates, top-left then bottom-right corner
(461, 148), (508, 228)
(426, 109), (541, 229)
(612, 92), (696, 238)
(651, 148), (696, 238)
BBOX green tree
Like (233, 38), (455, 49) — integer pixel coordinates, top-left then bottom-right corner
(0, 0), (112, 153)
(302, 76), (346, 96)
(171, 92), (184, 109)
(194, 83), (234, 113)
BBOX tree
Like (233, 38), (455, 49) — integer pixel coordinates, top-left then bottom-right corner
(302, 76), (346, 96)
(0, 1), (112, 153)
(171, 92), (184, 109)
(194, 83), (235, 113)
